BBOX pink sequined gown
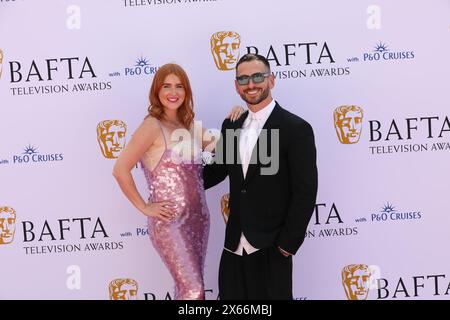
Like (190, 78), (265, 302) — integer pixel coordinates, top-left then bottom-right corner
(140, 120), (210, 300)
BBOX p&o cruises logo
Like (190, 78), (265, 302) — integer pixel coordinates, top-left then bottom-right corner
(368, 202), (422, 223)
(109, 56), (159, 78)
(5, 144), (64, 165)
(346, 42), (415, 63)
(363, 42), (415, 62)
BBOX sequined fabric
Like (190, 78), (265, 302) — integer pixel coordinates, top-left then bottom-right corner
(140, 121), (210, 300)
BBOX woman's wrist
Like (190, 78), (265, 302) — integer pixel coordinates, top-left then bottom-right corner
(137, 201), (147, 213)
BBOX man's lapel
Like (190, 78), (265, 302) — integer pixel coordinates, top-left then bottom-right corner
(229, 111), (248, 183)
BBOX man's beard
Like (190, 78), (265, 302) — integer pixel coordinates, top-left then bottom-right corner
(240, 86), (270, 105)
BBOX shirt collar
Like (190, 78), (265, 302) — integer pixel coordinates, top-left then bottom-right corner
(248, 99), (276, 122)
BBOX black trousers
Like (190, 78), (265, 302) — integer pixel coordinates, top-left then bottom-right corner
(218, 246), (293, 300)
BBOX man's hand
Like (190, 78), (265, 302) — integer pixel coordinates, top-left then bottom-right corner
(278, 247), (292, 257)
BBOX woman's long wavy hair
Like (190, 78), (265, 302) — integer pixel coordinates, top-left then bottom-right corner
(146, 63), (194, 129)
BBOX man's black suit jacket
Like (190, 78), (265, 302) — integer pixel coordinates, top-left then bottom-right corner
(203, 102), (318, 255)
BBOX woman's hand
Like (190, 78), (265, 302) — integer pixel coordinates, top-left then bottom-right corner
(141, 201), (176, 222)
(226, 105), (245, 122)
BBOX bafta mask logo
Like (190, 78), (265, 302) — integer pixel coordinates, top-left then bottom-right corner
(342, 264), (372, 300)
(97, 120), (127, 159)
(109, 278), (139, 300)
(211, 31), (241, 71)
(333, 105), (364, 144)
(220, 193), (230, 224)
(0, 49), (4, 79)
(0, 207), (16, 245)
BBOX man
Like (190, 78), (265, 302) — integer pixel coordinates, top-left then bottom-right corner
(97, 120), (127, 159)
(210, 31), (241, 71)
(204, 53), (318, 299)
(341, 264), (372, 300)
(333, 105), (364, 144)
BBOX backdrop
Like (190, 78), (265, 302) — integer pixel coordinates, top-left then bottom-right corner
(1, 0), (449, 300)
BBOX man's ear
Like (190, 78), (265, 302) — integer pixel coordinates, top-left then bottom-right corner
(268, 73), (275, 89)
(234, 80), (240, 93)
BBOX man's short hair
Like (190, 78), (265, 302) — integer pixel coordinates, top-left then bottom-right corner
(236, 53), (271, 73)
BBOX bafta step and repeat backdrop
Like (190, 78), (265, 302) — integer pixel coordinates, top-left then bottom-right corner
(1, 0), (450, 300)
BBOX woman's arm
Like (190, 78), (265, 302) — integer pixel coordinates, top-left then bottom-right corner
(112, 117), (174, 221)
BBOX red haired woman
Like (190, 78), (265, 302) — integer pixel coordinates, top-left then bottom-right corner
(113, 63), (243, 300)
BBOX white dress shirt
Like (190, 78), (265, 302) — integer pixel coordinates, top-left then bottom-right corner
(226, 99), (276, 256)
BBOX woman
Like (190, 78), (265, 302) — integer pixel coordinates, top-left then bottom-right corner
(112, 63), (242, 300)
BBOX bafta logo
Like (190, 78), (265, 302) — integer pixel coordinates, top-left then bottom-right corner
(211, 31), (241, 71)
(220, 193), (230, 224)
(109, 278), (139, 300)
(97, 120), (127, 159)
(342, 264), (372, 300)
(0, 49), (4, 79)
(0, 207), (16, 245)
(333, 105), (364, 144)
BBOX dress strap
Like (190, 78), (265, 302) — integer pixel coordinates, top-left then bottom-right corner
(155, 119), (168, 149)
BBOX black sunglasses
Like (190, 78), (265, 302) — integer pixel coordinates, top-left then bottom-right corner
(236, 72), (271, 85)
